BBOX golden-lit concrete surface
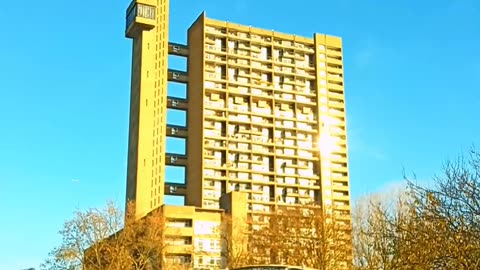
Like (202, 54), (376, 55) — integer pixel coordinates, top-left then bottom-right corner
(185, 13), (206, 208)
(185, 13), (351, 220)
(125, 0), (352, 266)
(161, 193), (247, 269)
(125, 0), (169, 218)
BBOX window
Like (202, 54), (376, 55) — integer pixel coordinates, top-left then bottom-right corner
(137, 4), (156, 20)
(167, 219), (192, 228)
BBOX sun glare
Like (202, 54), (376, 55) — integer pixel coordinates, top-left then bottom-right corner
(318, 115), (339, 156)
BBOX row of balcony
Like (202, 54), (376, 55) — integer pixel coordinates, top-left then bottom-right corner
(203, 27), (319, 54)
(223, 56), (316, 71)
(202, 185), (347, 205)
(203, 197), (320, 212)
(206, 49), (343, 69)
(210, 156), (320, 173)
(204, 129), (322, 146)
(205, 51), (322, 71)
(204, 170), (338, 184)
(203, 139), (346, 154)
(164, 183), (348, 211)
(203, 188), (317, 204)
(203, 180), (320, 194)
(205, 84), (317, 98)
(209, 60), (321, 75)
(205, 44), (315, 63)
(204, 103), (320, 119)
(204, 78), (344, 96)
(207, 34), (317, 54)
(204, 113), (319, 130)
(202, 161), (324, 174)
(204, 171), (319, 183)
(208, 97), (345, 117)
(204, 126), (318, 143)
(207, 69), (319, 83)
(203, 129), (345, 143)
(204, 74), (320, 89)
(204, 110), (345, 132)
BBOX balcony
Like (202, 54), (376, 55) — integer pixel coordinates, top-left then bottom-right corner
(228, 58), (250, 67)
(205, 36), (216, 45)
(295, 44), (315, 53)
(330, 126), (347, 136)
(250, 34), (272, 44)
(327, 66), (343, 74)
(205, 53), (226, 63)
(330, 154), (348, 163)
(205, 72), (225, 82)
(328, 73), (343, 83)
(331, 165), (348, 173)
(296, 95), (315, 105)
(329, 108), (344, 117)
(125, 1), (156, 38)
(326, 56), (342, 65)
(294, 53), (305, 61)
(206, 26), (226, 36)
(329, 100), (345, 109)
(332, 182), (350, 192)
(205, 44), (226, 53)
(328, 90), (344, 99)
(326, 48), (343, 58)
(295, 70), (316, 79)
(204, 110), (226, 121)
(229, 86), (250, 95)
(228, 114), (251, 123)
(205, 64), (216, 72)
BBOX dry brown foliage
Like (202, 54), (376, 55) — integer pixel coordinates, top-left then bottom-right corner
(222, 205), (352, 270)
(353, 148), (480, 270)
(41, 201), (167, 270)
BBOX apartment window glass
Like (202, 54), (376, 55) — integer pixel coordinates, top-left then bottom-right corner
(137, 4), (156, 20)
(126, 4), (156, 29)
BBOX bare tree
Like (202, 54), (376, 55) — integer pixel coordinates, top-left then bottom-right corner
(220, 214), (251, 269)
(405, 148), (480, 269)
(41, 201), (123, 270)
(41, 201), (167, 270)
(352, 188), (413, 270)
(243, 205), (352, 270)
(353, 148), (480, 270)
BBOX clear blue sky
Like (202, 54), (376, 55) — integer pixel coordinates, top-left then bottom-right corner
(1, 0), (479, 268)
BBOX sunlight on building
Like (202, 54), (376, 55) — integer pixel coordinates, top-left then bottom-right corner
(319, 133), (336, 157)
